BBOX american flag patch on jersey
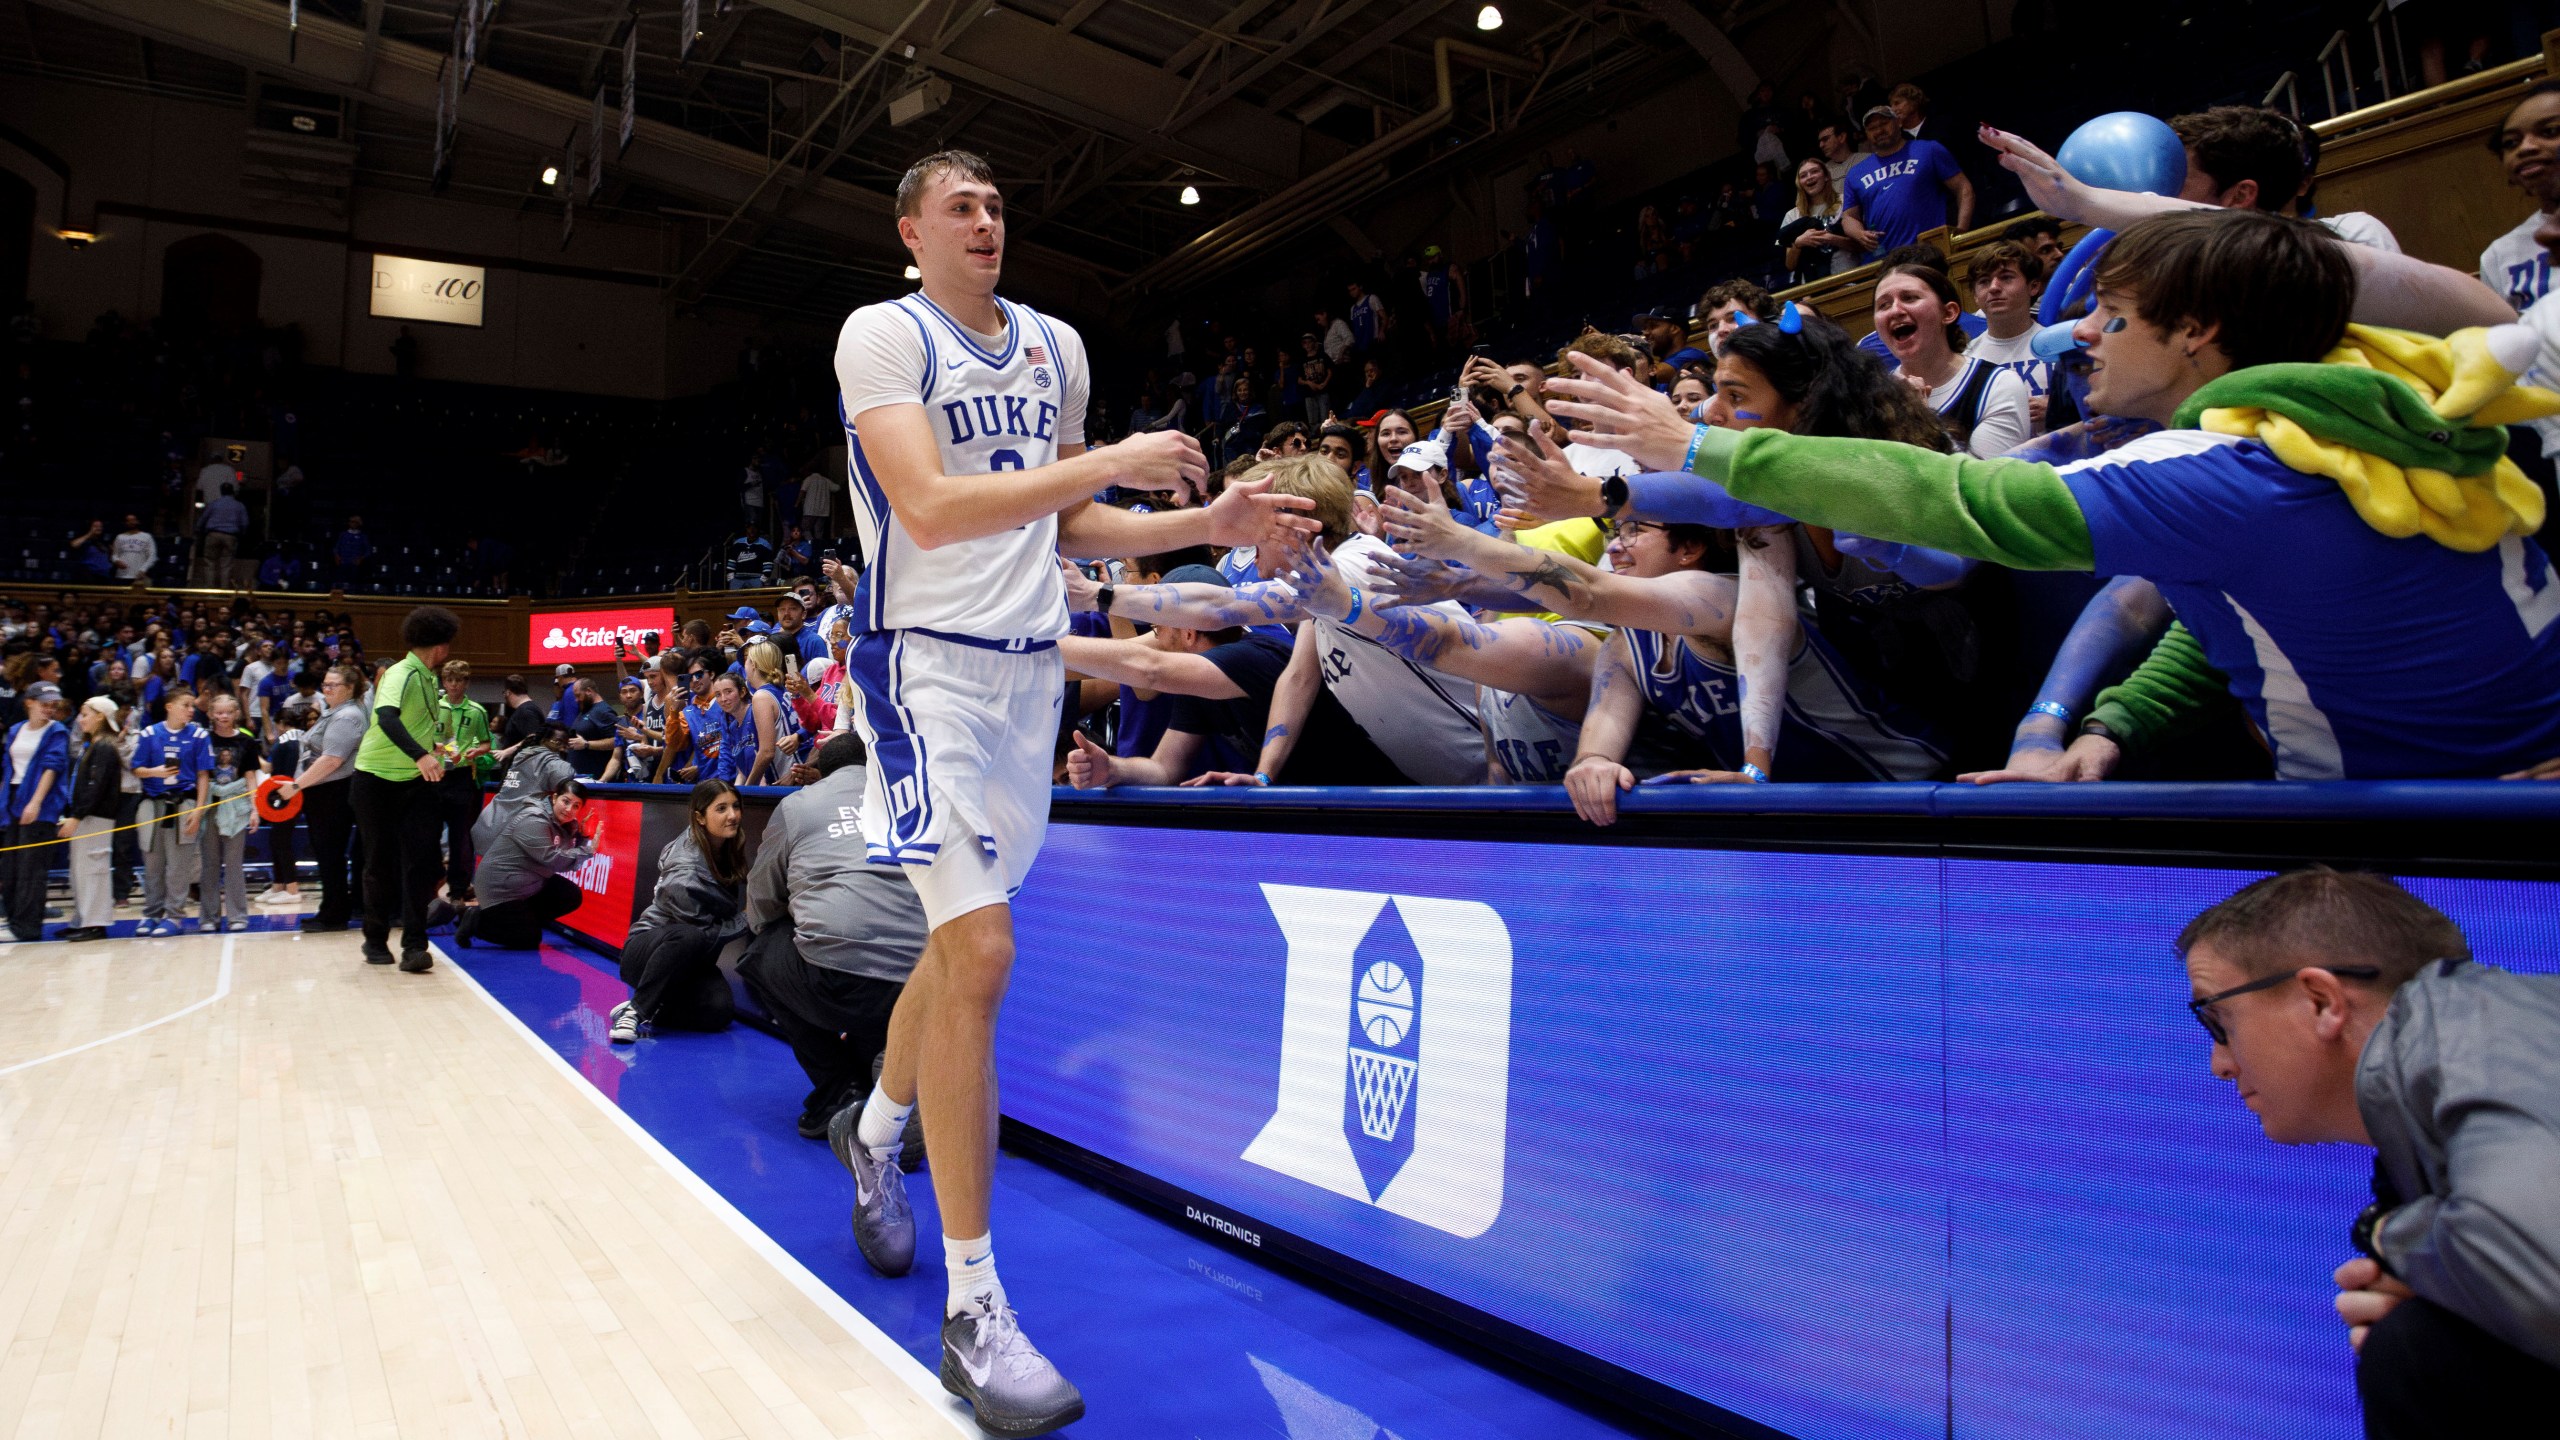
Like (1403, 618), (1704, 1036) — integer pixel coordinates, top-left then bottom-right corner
(1025, 345), (1048, 365)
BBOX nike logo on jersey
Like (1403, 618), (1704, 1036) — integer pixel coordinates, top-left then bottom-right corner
(944, 357), (967, 370)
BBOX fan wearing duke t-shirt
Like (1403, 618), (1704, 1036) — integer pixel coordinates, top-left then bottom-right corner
(1840, 105), (1972, 257)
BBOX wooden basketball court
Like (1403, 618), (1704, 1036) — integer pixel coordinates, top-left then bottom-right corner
(0, 929), (967, 1439)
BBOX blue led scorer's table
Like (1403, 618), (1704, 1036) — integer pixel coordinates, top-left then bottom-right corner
(562, 780), (2560, 1440)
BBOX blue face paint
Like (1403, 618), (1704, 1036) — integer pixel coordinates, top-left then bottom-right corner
(1733, 410), (1765, 422)
(2101, 316), (2129, 333)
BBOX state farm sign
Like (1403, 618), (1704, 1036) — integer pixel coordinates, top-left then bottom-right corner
(527, 606), (674, 665)
(370, 254), (487, 326)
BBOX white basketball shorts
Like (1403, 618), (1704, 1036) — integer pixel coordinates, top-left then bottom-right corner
(842, 629), (1064, 930)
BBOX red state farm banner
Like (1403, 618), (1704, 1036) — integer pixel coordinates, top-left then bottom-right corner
(527, 606), (675, 665)
(557, 797), (645, 948)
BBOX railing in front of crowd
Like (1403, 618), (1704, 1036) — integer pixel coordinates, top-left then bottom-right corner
(536, 778), (2560, 1440)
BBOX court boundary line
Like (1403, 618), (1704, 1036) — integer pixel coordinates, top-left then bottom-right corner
(432, 940), (977, 1436)
(0, 932), (236, 1078)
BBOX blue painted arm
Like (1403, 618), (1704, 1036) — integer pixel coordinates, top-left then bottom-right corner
(1832, 534), (1978, 588)
(2014, 576), (2173, 752)
(1621, 471), (1795, 530)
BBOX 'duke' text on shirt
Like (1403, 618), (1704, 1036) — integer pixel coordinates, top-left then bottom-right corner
(940, 395), (1059, 446)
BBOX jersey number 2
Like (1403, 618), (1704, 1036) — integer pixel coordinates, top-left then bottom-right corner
(989, 449), (1026, 472)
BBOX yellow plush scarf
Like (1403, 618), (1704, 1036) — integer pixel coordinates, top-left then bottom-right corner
(2191, 324), (2557, 553)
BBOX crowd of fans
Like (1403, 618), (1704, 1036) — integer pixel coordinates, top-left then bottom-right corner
(1024, 89), (2560, 807)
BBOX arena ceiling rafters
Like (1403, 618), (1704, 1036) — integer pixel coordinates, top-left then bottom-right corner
(5, 0), (1763, 320)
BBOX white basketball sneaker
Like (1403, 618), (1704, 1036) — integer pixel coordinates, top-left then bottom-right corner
(827, 1101), (914, 1277)
(940, 1296), (1085, 1437)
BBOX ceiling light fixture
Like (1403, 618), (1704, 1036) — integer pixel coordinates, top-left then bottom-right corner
(1476, 5), (1503, 30)
(57, 228), (96, 249)
(541, 165), (560, 186)
(1179, 184), (1201, 206)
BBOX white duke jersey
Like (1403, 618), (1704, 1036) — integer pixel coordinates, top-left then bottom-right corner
(1317, 535), (1487, 785)
(1481, 686), (1579, 782)
(2482, 211), (2554, 313)
(835, 293), (1091, 645)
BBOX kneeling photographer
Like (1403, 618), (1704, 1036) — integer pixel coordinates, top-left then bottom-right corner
(2177, 869), (2560, 1438)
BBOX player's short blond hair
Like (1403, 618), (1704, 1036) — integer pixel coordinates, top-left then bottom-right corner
(896, 150), (997, 218)
(1252, 456), (1356, 547)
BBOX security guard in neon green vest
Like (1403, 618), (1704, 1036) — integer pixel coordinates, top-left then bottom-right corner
(350, 606), (460, 969)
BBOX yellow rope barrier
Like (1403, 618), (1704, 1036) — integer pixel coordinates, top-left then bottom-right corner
(0, 795), (238, 854)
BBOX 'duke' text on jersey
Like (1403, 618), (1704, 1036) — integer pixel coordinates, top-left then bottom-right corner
(941, 395), (1060, 447)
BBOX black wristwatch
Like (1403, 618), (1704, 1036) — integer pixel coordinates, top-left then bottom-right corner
(2079, 719), (2119, 743)
(1095, 583), (1117, 615)
(1505, 383), (1526, 398)
(2351, 1200), (2395, 1276)
(1599, 475), (1629, 517)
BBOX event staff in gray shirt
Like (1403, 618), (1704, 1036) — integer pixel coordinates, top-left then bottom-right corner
(283, 664), (368, 930)
(457, 777), (595, 949)
(473, 723), (575, 852)
(738, 732), (931, 1142)
(2177, 868), (2560, 1439)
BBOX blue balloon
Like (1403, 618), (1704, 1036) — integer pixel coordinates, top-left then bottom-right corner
(2054, 111), (2188, 197)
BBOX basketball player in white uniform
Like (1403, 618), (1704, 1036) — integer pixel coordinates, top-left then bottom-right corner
(827, 151), (1312, 1436)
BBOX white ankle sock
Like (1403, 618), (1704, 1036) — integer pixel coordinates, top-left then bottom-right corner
(855, 1082), (913, 1154)
(944, 1233), (1002, 1318)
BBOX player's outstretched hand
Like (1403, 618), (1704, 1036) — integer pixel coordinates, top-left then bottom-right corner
(1491, 421), (1606, 528)
(1638, 768), (1759, 785)
(1205, 473), (1321, 550)
(1538, 353), (1695, 473)
(1180, 770), (1269, 787)
(1564, 754), (1633, 826)
(1105, 428), (1210, 501)
(1065, 731), (1117, 789)
(1056, 557), (1103, 614)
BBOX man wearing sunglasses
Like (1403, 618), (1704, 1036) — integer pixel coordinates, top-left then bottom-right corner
(657, 654), (724, 784)
(2177, 868), (2560, 1437)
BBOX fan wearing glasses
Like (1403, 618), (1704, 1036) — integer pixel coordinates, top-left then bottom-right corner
(2176, 867), (2560, 1437)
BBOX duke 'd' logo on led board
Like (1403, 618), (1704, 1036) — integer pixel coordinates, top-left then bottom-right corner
(1240, 884), (1512, 1238)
